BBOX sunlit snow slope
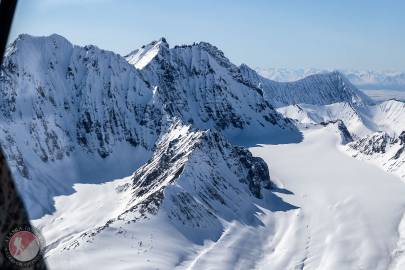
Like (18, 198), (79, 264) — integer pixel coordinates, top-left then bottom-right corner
(34, 125), (405, 270)
(251, 126), (405, 270)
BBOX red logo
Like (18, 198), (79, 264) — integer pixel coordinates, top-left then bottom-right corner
(3, 225), (45, 267)
(8, 230), (40, 262)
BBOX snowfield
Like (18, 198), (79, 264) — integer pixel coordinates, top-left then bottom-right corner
(251, 126), (405, 270)
(33, 126), (405, 270)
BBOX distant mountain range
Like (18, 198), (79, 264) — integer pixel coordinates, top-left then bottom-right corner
(255, 67), (405, 91)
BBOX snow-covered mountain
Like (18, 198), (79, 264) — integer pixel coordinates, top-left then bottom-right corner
(255, 67), (328, 82)
(256, 67), (405, 91)
(0, 34), (162, 218)
(126, 39), (298, 134)
(2, 34), (405, 270)
(0, 34), (299, 219)
(242, 65), (372, 107)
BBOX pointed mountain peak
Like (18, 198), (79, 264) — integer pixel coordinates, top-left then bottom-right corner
(126, 38), (169, 69)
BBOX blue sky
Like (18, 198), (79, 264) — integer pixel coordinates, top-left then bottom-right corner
(9, 0), (405, 71)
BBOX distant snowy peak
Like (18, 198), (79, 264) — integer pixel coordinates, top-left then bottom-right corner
(255, 67), (327, 82)
(345, 70), (405, 90)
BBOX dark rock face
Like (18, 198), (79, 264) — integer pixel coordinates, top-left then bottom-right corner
(393, 131), (405, 160)
(320, 120), (353, 144)
(399, 131), (405, 145)
(349, 133), (391, 155)
(347, 131), (405, 178)
(348, 131), (405, 161)
(393, 147), (405, 160)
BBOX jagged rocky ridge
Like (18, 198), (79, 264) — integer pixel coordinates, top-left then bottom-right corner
(55, 120), (276, 252)
(127, 39), (294, 133)
(240, 64), (373, 108)
(347, 131), (405, 179)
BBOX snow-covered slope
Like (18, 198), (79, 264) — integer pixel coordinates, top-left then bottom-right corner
(277, 99), (405, 139)
(33, 120), (291, 269)
(277, 102), (373, 139)
(34, 125), (405, 270)
(241, 65), (372, 107)
(250, 126), (405, 270)
(366, 99), (405, 137)
(273, 95), (405, 184)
